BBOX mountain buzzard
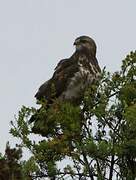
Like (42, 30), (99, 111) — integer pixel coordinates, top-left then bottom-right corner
(30, 36), (101, 134)
(35, 36), (100, 105)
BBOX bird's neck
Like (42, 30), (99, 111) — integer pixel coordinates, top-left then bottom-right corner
(76, 49), (91, 56)
(71, 51), (101, 73)
(73, 50), (94, 61)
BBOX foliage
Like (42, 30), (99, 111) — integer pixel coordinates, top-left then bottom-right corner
(8, 51), (136, 179)
(0, 142), (32, 180)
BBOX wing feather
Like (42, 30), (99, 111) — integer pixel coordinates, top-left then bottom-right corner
(35, 55), (78, 101)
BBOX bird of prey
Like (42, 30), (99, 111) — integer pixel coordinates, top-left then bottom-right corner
(30, 36), (101, 135)
(35, 36), (101, 105)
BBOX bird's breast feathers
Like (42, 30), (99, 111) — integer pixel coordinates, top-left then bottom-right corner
(59, 55), (99, 101)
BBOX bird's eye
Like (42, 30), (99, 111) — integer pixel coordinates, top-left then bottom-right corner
(81, 40), (86, 43)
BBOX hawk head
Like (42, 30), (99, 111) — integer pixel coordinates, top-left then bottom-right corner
(74, 36), (96, 56)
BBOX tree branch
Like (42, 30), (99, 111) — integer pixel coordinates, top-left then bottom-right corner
(82, 150), (94, 180)
(109, 155), (115, 180)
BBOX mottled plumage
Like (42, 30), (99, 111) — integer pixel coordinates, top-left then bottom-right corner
(35, 36), (101, 105)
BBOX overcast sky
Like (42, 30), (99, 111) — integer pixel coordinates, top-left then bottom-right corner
(0, 0), (136, 153)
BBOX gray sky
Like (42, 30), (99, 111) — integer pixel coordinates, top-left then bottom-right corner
(0, 0), (136, 153)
